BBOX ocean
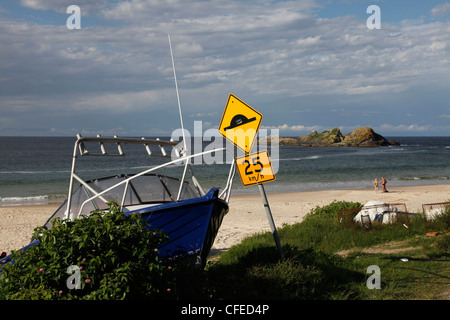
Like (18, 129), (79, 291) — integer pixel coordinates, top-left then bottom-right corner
(0, 136), (449, 207)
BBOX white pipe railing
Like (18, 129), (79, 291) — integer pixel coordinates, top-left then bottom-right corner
(65, 135), (235, 220)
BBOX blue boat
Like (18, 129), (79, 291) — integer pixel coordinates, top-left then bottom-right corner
(1, 135), (236, 272)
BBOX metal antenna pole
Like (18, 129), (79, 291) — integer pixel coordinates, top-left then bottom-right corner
(168, 34), (187, 153)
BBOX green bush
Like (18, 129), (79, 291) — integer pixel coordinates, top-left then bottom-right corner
(282, 200), (362, 251)
(421, 233), (450, 258)
(0, 202), (175, 300)
(426, 203), (450, 233)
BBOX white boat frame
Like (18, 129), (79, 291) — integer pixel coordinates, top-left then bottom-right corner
(65, 134), (236, 221)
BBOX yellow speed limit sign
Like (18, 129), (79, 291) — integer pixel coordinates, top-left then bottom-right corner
(236, 150), (276, 187)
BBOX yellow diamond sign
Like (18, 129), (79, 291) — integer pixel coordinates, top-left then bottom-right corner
(219, 94), (262, 154)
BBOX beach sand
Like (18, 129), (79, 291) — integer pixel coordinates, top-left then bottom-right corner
(1, 184), (449, 256)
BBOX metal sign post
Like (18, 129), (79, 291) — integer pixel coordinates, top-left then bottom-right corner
(258, 184), (284, 259)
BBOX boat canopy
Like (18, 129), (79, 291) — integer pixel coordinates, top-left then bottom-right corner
(46, 174), (200, 228)
(58, 134), (236, 222)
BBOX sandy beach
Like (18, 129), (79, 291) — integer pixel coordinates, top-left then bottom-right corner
(1, 184), (449, 256)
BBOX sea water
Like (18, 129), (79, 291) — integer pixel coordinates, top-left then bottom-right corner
(0, 136), (449, 206)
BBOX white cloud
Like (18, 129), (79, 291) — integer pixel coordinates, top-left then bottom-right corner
(1, 1), (450, 135)
(100, 0), (316, 25)
(72, 90), (168, 112)
(4, 2), (450, 102)
(174, 42), (204, 57)
(429, 41), (447, 51)
(345, 84), (406, 95)
(378, 124), (431, 132)
(262, 124), (323, 133)
(190, 112), (220, 118)
(296, 36), (321, 46)
(431, 3), (450, 16)
(20, 0), (109, 15)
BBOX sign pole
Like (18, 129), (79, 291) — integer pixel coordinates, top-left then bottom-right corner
(258, 184), (284, 259)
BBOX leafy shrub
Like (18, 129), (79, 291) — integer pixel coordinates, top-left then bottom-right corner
(0, 202), (175, 300)
(286, 200), (362, 250)
(421, 233), (450, 258)
(304, 200), (362, 220)
(427, 203), (450, 232)
(435, 234), (450, 252)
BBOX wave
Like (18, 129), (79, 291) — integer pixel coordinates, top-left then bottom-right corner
(279, 155), (321, 161)
(1, 195), (48, 202)
(396, 176), (450, 181)
(0, 165), (162, 175)
(0, 194), (66, 206)
(0, 170), (69, 175)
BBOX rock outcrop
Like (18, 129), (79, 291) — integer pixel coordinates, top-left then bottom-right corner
(262, 127), (399, 147)
(339, 127), (397, 147)
(297, 128), (345, 146)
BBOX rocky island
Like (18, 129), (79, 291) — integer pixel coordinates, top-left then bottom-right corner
(261, 127), (400, 147)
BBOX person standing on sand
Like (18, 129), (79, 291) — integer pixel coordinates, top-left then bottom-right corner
(381, 177), (388, 192)
(374, 178), (379, 193)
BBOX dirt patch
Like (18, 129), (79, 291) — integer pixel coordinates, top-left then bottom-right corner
(336, 240), (418, 257)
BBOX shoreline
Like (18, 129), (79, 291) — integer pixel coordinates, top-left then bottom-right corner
(1, 184), (449, 256)
(1, 178), (448, 208)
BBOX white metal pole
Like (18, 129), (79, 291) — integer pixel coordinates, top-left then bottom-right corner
(168, 34), (188, 153)
(66, 137), (80, 221)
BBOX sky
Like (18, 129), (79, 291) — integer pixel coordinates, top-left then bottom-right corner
(0, 0), (450, 137)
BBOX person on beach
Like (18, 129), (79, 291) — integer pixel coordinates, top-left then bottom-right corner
(381, 177), (388, 192)
(374, 178), (379, 193)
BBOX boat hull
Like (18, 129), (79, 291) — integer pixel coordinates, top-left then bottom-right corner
(125, 188), (228, 267)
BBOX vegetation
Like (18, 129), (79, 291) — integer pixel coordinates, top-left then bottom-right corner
(297, 128), (344, 145)
(178, 200), (449, 300)
(1, 201), (448, 300)
(0, 202), (175, 300)
(425, 203), (450, 234)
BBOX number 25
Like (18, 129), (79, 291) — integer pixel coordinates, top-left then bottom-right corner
(244, 156), (263, 175)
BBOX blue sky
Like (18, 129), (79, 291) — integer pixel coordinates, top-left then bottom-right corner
(1, 0), (449, 137)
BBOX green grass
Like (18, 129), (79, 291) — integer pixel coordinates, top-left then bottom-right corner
(175, 200), (450, 300)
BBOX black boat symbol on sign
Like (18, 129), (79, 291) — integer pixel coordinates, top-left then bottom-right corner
(224, 114), (257, 131)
